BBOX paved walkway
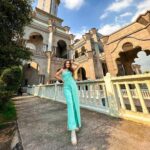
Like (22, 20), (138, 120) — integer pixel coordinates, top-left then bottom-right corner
(13, 95), (150, 150)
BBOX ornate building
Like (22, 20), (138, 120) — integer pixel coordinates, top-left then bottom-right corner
(22, 0), (106, 86)
(71, 28), (107, 80)
(23, 0), (150, 86)
(23, 0), (74, 85)
(101, 11), (150, 76)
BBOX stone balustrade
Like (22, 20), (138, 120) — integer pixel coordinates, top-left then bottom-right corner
(27, 73), (150, 125)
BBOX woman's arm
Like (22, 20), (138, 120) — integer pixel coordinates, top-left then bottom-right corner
(71, 59), (80, 71)
(54, 68), (64, 82)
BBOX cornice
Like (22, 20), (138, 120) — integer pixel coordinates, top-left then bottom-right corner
(28, 23), (49, 33)
(106, 23), (150, 45)
(35, 7), (63, 22)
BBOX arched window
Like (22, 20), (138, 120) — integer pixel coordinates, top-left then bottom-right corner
(81, 46), (86, 56)
(75, 50), (79, 58)
(56, 40), (67, 58)
(77, 67), (87, 81)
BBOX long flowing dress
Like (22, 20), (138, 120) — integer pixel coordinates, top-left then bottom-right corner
(61, 69), (81, 131)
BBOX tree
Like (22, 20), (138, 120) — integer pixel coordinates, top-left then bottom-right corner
(0, 0), (33, 73)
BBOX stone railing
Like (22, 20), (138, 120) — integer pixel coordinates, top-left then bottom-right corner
(27, 73), (150, 125)
(111, 73), (150, 124)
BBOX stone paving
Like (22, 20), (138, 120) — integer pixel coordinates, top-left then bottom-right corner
(13, 95), (150, 150)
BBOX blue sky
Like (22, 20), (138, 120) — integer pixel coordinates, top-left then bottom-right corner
(32, 0), (150, 38)
(32, 0), (150, 72)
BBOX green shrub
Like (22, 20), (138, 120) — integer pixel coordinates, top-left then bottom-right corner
(0, 66), (22, 107)
(0, 100), (16, 123)
(1, 66), (22, 92)
(0, 91), (13, 107)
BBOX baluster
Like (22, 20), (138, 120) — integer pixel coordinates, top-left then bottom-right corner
(90, 84), (93, 105)
(81, 84), (84, 104)
(99, 84), (103, 107)
(83, 84), (86, 104)
(135, 83), (149, 114)
(125, 83), (137, 112)
(146, 81), (150, 98)
(92, 84), (96, 106)
(88, 83), (91, 105)
(85, 84), (88, 104)
(116, 83), (126, 110)
(103, 84), (108, 107)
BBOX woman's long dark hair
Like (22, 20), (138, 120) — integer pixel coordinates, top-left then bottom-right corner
(63, 59), (74, 77)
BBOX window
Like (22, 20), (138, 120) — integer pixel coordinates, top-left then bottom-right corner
(81, 46), (86, 55)
(75, 51), (79, 58)
(27, 63), (31, 68)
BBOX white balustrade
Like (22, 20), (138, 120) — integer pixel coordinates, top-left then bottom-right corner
(27, 73), (150, 125)
(76, 80), (109, 114)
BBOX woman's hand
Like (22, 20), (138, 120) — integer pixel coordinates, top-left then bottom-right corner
(55, 68), (64, 81)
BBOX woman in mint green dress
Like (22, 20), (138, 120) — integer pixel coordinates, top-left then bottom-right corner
(55, 59), (81, 145)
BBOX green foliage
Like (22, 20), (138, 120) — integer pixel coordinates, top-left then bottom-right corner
(1, 66), (22, 91)
(0, 0), (33, 73)
(0, 101), (16, 123)
(0, 91), (13, 106)
(0, 43), (33, 72)
(0, 66), (22, 106)
(0, 0), (31, 123)
(0, 0), (33, 45)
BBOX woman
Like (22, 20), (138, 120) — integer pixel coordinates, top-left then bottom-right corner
(55, 59), (81, 145)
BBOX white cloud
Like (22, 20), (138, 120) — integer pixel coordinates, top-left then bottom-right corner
(131, 0), (150, 21)
(120, 12), (132, 18)
(133, 51), (150, 72)
(107, 0), (133, 12)
(62, 0), (85, 10)
(100, 12), (108, 20)
(100, 0), (133, 20)
(71, 26), (88, 39)
(98, 24), (122, 35)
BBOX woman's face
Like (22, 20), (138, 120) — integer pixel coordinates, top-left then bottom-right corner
(65, 61), (70, 68)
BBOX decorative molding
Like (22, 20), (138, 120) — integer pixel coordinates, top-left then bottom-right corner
(106, 24), (150, 45)
(111, 36), (150, 54)
(35, 7), (63, 22)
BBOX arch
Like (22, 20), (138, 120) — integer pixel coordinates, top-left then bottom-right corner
(77, 67), (87, 81)
(111, 36), (150, 54)
(22, 61), (40, 86)
(27, 32), (44, 52)
(75, 50), (79, 58)
(22, 60), (45, 85)
(115, 46), (150, 76)
(55, 40), (67, 58)
(24, 29), (48, 44)
(122, 42), (133, 51)
(81, 46), (86, 56)
(29, 32), (43, 44)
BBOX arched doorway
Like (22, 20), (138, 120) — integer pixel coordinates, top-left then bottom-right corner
(22, 61), (42, 86)
(55, 40), (67, 58)
(77, 67), (87, 80)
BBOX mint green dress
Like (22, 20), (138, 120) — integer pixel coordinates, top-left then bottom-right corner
(61, 69), (81, 131)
